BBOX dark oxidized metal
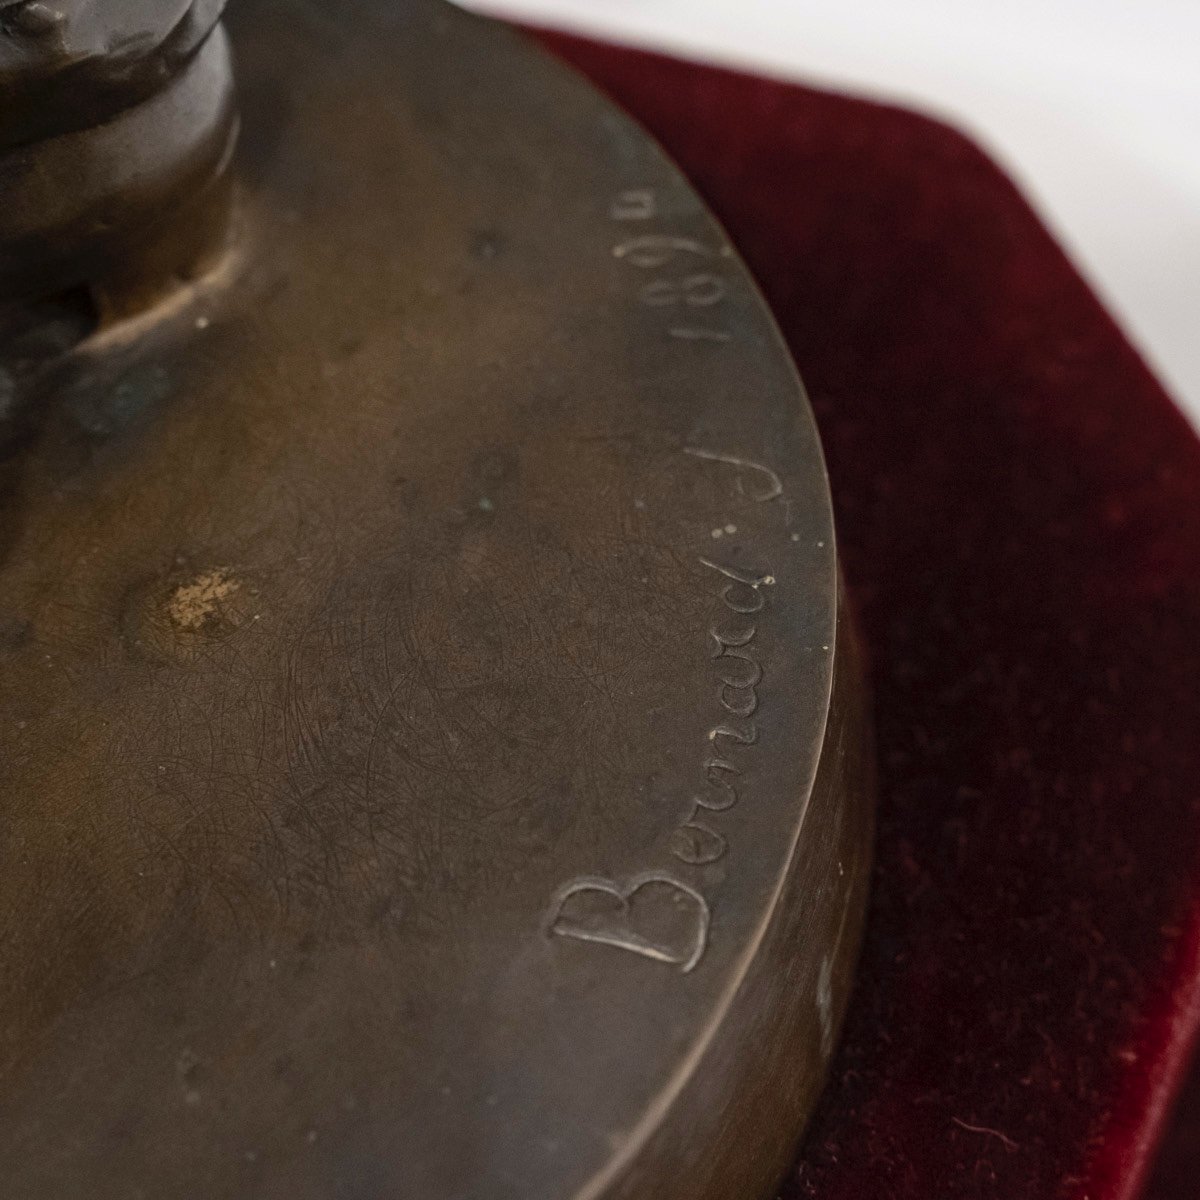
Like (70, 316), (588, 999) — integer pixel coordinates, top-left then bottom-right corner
(0, 0), (236, 312)
(0, 2), (874, 1198)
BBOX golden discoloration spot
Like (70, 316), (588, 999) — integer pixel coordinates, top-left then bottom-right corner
(167, 568), (240, 630)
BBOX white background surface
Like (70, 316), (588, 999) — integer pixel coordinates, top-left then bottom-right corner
(463, 0), (1200, 427)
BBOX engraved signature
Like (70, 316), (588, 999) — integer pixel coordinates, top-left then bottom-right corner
(544, 190), (787, 974)
(677, 559), (773, 832)
(684, 447), (783, 503)
(546, 546), (775, 974)
(546, 873), (710, 973)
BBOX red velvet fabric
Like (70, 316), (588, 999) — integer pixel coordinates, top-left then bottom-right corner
(535, 31), (1200, 1200)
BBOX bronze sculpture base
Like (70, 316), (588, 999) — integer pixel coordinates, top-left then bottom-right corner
(0, 2), (873, 1196)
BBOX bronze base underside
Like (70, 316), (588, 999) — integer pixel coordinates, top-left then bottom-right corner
(0, 2), (873, 1197)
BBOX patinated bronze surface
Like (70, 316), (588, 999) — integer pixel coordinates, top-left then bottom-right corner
(0, 2), (873, 1197)
(0, 5), (235, 325)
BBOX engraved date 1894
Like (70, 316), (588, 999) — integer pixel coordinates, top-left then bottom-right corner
(608, 187), (735, 344)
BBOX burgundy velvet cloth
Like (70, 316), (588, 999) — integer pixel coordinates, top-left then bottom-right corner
(535, 31), (1200, 1200)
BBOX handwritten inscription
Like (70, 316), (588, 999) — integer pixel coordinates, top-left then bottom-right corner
(545, 346), (787, 970)
(609, 189), (656, 222)
(669, 821), (726, 866)
(674, 559), (773, 845)
(547, 542), (776, 972)
(610, 192), (734, 343)
(546, 873), (709, 973)
(683, 447), (783, 503)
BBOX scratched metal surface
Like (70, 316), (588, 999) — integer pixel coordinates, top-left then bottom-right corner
(0, 1), (872, 1197)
